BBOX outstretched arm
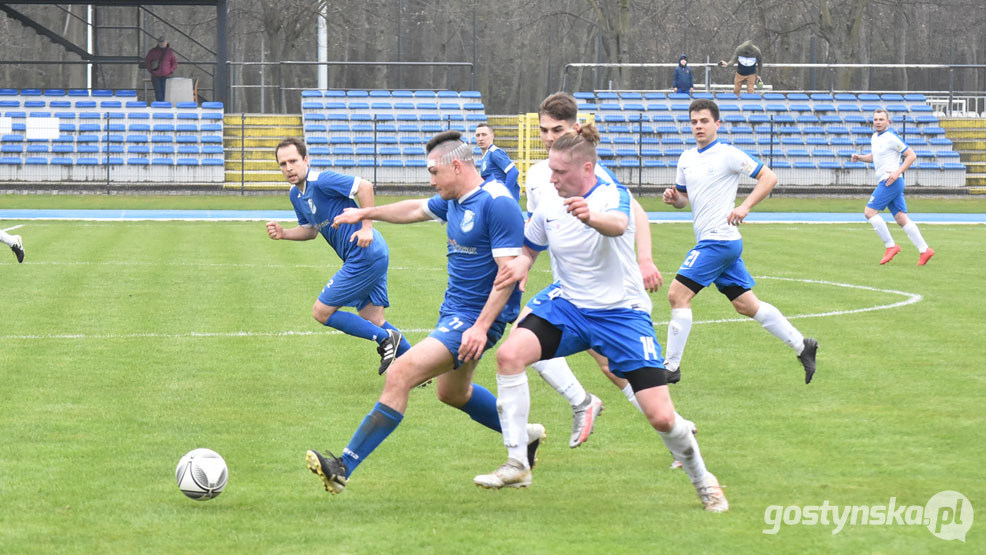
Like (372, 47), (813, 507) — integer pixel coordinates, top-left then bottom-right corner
(333, 198), (431, 228)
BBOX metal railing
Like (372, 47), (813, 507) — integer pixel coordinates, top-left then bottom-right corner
(225, 60), (476, 114)
(563, 62), (986, 116)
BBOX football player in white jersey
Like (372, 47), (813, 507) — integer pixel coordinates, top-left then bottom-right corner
(519, 92), (665, 449)
(663, 99), (818, 385)
(476, 124), (727, 512)
(851, 108), (934, 265)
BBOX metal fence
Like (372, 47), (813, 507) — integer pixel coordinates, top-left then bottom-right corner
(563, 62), (986, 117)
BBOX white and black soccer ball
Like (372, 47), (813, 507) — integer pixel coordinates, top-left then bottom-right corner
(175, 448), (228, 500)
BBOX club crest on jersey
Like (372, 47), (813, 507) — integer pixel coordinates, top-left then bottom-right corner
(307, 198), (317, 214)
(460, 209), (475, 233)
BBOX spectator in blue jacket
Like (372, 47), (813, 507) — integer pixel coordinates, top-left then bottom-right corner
(672, 54), (694, 95)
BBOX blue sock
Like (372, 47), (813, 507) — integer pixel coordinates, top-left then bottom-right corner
(326, 311), (389, 343)
(382, 320), (412, 355)
(340, 402), (404, 478)
(458, 383), (501, 432)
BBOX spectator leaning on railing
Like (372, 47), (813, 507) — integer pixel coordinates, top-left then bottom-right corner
(672, 54), (694, 95)
(719, 40), (762, 95)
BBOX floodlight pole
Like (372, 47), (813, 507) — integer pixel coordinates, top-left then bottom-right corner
(317, 3), (328, 89)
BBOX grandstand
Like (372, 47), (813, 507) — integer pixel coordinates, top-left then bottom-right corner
(0, 86), (978, 192)
(0, 88), (224, 184)
(298, 89), (487, 187)
(576, 91), (966, 189)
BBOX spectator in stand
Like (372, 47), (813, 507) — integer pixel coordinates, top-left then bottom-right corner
(719, 40), (762, 95)
(145, 36), (178, 102)
(672, 54), (694, 95)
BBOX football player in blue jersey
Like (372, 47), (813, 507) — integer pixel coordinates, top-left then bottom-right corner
(475, 123), (520, 202)
(266, 138), (411, 374)
(303, 131), (545, 494)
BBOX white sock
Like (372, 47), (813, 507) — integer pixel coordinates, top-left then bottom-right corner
(753, 302), (805, 353)
(901, 221), (929, 253)
(658, 414), (707, 483)
(496, 372), (530, 467)
(868, 215), (895, 247)
(664, 308), (692, 371)
(0, 229), (15, 247)
(621, 384), (643, 413)
(531, 358), (587, 408)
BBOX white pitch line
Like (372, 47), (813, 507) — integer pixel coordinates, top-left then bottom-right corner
(0, 328), (435, 341)
(2, 276), (920, 341)
(12, 261), (551, 273)
(652, 276), (922, 326)
(2, 224), (24, 232)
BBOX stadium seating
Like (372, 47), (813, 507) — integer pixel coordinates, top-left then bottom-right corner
(0, 89), (224, 183)
(575, 90), (965, 187)
(299, 89), (488, 184)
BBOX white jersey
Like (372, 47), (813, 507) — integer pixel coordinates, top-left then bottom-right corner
(871, 129), (909, 182)
(525, 178), (651, 312)
(525, 159), (618, 213)
(675, 139), (763, 242)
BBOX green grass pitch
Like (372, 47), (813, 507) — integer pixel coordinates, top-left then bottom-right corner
(0, 215), (982, 552)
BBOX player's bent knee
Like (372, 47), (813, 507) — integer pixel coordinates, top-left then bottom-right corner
(648, 409), (676, 433)
(312, 302), (336, 324)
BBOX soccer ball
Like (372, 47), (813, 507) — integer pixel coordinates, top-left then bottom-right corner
(175, 448), (228, 500)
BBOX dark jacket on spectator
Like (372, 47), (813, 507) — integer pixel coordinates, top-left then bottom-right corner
(672, 55), (694, 93)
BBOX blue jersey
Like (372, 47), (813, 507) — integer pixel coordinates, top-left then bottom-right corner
(290, 168), (388, 264)
(423, 181), (525, 323)
(479, 145), (520, 201)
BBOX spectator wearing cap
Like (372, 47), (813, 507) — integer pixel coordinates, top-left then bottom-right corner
(672, 54), (694, 95)
(144, 36), (178, 102)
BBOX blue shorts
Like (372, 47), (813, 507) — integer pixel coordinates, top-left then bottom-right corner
(676, 239), (756, 293)
(525, 282), (561, 309)
(528, 296), (663, 377)
(428, 312), (507, 369)
(317, 254), (390, 310)
(866, 177), (907, 215)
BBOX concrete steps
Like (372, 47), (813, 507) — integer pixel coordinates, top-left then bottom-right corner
(940, 117), (986, 188)
(223, 113), (302, 190)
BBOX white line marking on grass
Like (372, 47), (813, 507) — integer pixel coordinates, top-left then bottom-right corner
(2, 276), (920, 341)
(1, 328), (437, 341)
(651, 276), (922, 326)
